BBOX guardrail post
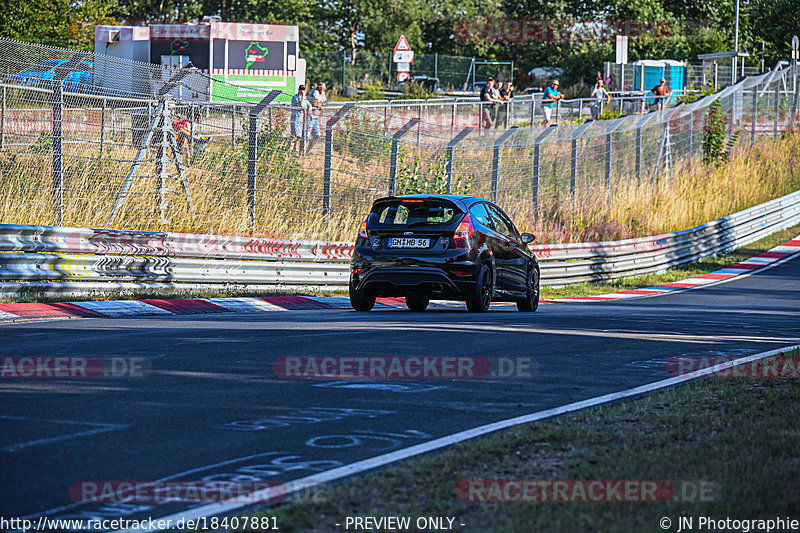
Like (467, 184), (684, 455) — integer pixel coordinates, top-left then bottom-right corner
(604, 133), (612, 186)
(532, 126), (556, 221)
(1, 86), (6, 150)
(248, 91), (281, 233)
(491, 127), (519, 203)
(773, 78), (779, 139)
(445, 127), (472, 193)
(388, 118), (419, 195)
(323, 103), (355, 223)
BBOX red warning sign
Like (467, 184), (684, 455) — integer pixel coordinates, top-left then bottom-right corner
(394, 35), (412, 52)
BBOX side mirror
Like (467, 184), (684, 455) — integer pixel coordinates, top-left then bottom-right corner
(521, 233), (535, 244)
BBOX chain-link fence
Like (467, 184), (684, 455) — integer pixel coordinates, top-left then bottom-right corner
(0, 39), (798, 241)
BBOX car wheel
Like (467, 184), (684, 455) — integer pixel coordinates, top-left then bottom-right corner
(466, 264), (492, 312)
(349, 283), (375, 311)
(406, 296), (429, 312)
(517, 267), (540, 312)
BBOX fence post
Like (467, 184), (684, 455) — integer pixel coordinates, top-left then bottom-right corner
(388, 118), (419, 195)
(49, 52), (88, 225)
(752, 84), (758, 145)
(247, 91), (282, 233)
(713, 62), (718, 91)
(530, 96), (536, 127)
(342, 51), (346, 90)
(555, 99), (561, 124)
(445, 127), (473, 193)
(1, 85), (6, 150)
(231, 104), (237, 146)
(450, 102), (456, 137)
(688, 110), (694, 155)
(634, 113), (656, 187)
(491, 127), (519, 203)
(569, 121), (594, 201)
(417, 106), (423, 145)
(323, 103), (355, 223)
(773, 77), (780, 139)
(99, 97), (107, 156)
(605, 133), (612, 186)
(52, 80), (65, 225)
(532, 126), (557, 221)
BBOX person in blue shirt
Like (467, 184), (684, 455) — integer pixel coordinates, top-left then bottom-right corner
(542, 79), (565, 127)
(290, 84), (309, 152)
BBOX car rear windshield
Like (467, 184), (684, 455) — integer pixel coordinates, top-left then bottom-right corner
(369, 199), (461, 229)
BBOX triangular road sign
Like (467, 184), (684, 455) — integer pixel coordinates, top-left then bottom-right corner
(394, 35), (412, 52)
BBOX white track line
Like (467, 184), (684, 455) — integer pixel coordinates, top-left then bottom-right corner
(113, 343), (800, 533)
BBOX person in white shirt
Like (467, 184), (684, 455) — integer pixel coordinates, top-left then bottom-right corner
(590, 79), (611, 120)
(308, 82), (327, 138)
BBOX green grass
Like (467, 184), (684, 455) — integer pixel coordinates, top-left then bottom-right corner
(241, 349), (800, 532)
(541, 223), (800, 299)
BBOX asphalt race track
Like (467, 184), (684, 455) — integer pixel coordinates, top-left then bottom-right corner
(1, 255), (799, 529)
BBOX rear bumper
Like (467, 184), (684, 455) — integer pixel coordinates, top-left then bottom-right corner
(351, 266), (476, 298)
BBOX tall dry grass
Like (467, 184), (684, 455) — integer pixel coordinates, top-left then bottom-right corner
(0, 131), (798, 244)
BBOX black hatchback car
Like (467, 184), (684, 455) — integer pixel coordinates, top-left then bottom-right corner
(349, 195), (539, 312)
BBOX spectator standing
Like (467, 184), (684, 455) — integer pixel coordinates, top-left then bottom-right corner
(651, 78), (671, 110)
(542, 79), (565, 127)
(359, 73), (369, 87)
(290, 84), (309, 152)
(479, 78), (496, 129)
(309, 82), (327, 137)
(497, 81), (514, 128)
(590, 79), (611, 120)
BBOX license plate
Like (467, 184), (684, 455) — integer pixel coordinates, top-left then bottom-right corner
(388, 238), (429, 248)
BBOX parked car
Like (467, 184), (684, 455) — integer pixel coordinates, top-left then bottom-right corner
(9, 59), (94, 91)
(349, 195), (539, 312)
(392, 75), (440, 92)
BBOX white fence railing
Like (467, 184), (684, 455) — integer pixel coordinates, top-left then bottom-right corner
(1, 189), (799, 297)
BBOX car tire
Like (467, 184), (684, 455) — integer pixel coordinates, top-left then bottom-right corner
(349, 283), (376, 311)
(517, 267), (540, 312)
(406, 296), (429, 312)
(465, 264), (492, 312)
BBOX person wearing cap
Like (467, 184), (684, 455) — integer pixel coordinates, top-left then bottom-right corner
(542, 79), (565, 127)
(651, 78), (671, 110)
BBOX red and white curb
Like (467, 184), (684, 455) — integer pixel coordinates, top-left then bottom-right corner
(0, 237), (797, 322)
(542, 236), (800, 304)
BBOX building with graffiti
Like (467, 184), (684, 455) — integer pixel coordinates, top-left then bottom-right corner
(94, 19), (305, 102)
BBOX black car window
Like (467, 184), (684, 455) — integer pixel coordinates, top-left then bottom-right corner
(487, 205), (517, 239)
(374, 200), (458, 227)
(468, 203), (493, 228)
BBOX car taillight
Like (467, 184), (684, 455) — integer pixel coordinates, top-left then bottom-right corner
(352, 267), (365, 274)
(358, 218), (368, 239)
(452, 214), (475, 245)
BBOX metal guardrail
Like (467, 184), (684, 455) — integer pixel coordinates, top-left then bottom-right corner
(0, 189), (798, 296)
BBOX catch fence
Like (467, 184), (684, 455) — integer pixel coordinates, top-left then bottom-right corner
(0, 39), (798, 241)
